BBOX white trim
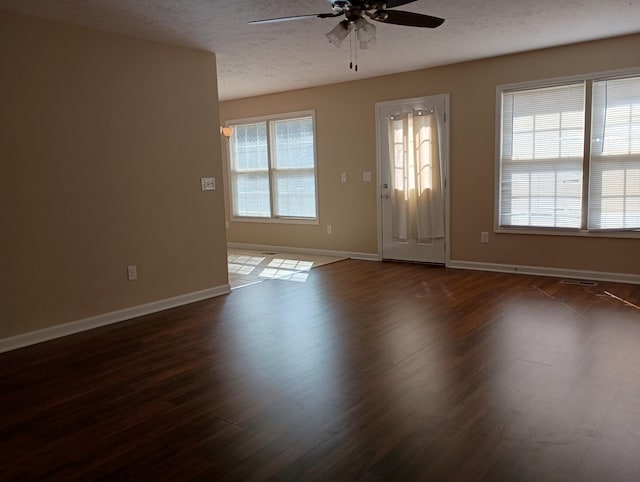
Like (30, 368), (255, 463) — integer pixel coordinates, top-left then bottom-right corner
(443, 95), (452, 265)
(495, 66), (640, 93)
(447, 260), (640, 285)
(230, 216), (319, 226)
(225, 110), (316, 126)
(494, 84), (504, 235)
(375, 102), (383, 259)
(0, 285), (230, 354)
(227, 242), (380, 261)
(494, 226), (640, 239)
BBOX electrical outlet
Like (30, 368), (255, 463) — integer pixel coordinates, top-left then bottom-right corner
(341, 172), (347, 182)
(127, 265), (137, 281)
(327, 225), (333, 235)
(362, 171), (372, 182)
(481, 232), (489, 243)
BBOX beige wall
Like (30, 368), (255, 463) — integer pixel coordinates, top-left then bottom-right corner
(0, 11), (228, 338)
(220, 33), (640, 275)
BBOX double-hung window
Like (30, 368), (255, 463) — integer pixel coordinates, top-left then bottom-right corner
(497, 71), (640, 235)
(589, 77), (640, 230)
(227, 111), (318, 222)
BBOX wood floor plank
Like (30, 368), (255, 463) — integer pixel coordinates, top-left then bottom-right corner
(1, 260), (640, 480)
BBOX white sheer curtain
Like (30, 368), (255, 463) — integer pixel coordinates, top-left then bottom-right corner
(388, 110), (444, 243)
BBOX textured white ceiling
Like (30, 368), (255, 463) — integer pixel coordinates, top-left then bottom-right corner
(1, 0), (639, 100)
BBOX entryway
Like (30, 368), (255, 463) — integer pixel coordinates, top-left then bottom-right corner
(376, 95), (449, 264)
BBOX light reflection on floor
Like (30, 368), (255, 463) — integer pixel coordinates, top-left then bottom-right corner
(228, 264), (255, 275)
(227, 249), (346, 289)
(260, 267), (309, 282)
(228, 255), (265, 277)
(228, 255), (265, 266)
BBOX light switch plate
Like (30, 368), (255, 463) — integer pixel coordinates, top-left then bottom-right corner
(362, 171), (372, 182)
(201, 177), (216, 191)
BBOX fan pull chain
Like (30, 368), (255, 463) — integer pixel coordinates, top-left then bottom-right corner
(348, 28), (358, 72)
(349, 30), (353, 70)
(355, 37), (358, 72)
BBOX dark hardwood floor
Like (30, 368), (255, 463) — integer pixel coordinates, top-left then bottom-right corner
(2, 260), (640, 481)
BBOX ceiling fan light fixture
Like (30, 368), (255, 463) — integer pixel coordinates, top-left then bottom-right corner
(325, 19), (353, 47)
(359, 37), (377, 49)
(355, 17), (377, 49)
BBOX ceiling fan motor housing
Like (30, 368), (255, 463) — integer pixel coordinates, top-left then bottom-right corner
(345, 7), (364, 22)
(338, 1), (402, 23)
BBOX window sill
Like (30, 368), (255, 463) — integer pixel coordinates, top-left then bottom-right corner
(494, 226), (640, 239)
(231, 216), (319, 226)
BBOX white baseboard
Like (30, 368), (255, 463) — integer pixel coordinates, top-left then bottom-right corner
(227, 242), (380, 261)
(448, 260), (640, 285)
(0, 284), (230, 354)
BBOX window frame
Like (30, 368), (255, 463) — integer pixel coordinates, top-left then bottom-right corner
(225, 110), (319, 225)
(495, 67), (640, 239)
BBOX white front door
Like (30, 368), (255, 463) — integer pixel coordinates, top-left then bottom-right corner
(377, 95), (449, 264)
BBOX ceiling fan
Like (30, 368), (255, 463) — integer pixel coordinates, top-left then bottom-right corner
(249, 1), (445, 57)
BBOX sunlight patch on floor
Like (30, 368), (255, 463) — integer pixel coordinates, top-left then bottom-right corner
(228, 255), (265, 265)
(228, 264), (256, 275)
(259, 268), (309, 283)
(227, 249), (346, 289)
(268, 259), (314, 270)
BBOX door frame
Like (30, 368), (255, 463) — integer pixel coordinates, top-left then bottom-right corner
(375, 94), (451, 264)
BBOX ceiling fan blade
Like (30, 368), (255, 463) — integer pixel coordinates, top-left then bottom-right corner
(383, 0), (418, 8)
(249, 12), (339, 25)
(375, 10), (445, 28)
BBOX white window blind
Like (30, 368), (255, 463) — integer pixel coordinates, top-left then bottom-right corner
(499, 83), (585, 228)
(228, 113), (317, 221)
(589, 77), (640, 230)
(272, 117), (317, 218)
(231, 122), (271, 217)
